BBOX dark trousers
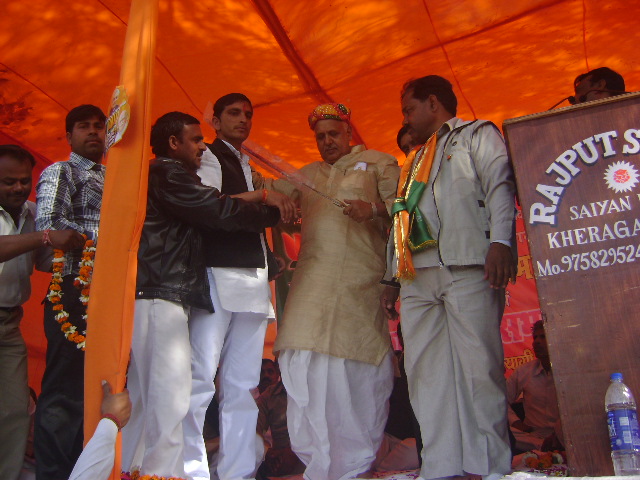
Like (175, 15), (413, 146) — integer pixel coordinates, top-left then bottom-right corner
(34, 276), (86, 480)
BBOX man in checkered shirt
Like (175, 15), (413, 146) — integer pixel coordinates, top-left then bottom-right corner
(34, 104), (107, 480)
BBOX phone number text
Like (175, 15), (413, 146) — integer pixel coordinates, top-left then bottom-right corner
(536, 244), (640, 277)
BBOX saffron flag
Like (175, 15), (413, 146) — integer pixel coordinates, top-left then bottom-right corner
(83, 1), (158, 478)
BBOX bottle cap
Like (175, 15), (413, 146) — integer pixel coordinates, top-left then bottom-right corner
(611, 372), (623, 381)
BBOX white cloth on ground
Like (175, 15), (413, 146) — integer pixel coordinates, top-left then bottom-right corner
(279, 349), (394, 480)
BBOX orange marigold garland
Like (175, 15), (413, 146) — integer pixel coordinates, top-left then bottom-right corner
(47, 237), (96, 351)
(522, 450), (567, 476)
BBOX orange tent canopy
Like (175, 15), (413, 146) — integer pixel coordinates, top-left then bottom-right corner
(2, 0), (638, 393)
(2, 0), (638, 173)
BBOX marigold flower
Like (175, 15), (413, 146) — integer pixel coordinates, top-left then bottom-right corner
(47, 239), (94, 352)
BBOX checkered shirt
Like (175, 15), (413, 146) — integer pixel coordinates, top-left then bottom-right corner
(36, 153), (105, 276)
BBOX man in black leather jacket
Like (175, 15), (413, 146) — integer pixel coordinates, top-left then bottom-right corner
(121, 111), (280, 480)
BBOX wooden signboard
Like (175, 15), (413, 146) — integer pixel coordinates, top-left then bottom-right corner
(503, 92), (640, 476)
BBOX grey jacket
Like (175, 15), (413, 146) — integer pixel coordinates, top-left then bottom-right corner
(385, 118), (516, 281)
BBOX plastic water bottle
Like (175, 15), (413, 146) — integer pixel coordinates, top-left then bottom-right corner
(606, 372), (640, 475)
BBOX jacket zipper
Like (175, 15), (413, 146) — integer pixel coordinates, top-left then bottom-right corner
(432, 120), (479, 267)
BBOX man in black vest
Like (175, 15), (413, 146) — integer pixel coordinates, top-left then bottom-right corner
(183, 93), (295, 480)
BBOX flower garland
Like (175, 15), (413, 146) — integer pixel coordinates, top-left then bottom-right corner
(46, 237), (96, 351)
(522, 450), (567, 476)
(122, 470), (186, 480)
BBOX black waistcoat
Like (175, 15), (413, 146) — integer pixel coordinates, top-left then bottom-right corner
(202, 138), (267, 268)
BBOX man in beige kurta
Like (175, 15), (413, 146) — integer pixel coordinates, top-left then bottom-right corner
(268, 103), (399, 480)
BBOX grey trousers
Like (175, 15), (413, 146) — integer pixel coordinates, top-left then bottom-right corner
(0, 306), (29, 480)
(400, 265), (511, 480)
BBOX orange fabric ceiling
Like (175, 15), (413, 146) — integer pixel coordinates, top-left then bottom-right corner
(2, 0), (638, 173)
(2, 0), (638, 394)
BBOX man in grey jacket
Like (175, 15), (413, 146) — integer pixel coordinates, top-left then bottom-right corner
(381, 75), (516, 480)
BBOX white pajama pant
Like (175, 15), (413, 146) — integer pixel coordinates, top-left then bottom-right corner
(279, 349), (394, 480)
(400, 265), (511, 480)
(122, 298), (192, 478)
(183, 270), (268, 480)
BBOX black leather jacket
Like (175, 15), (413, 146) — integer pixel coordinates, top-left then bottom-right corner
(135, 157), (280, 312)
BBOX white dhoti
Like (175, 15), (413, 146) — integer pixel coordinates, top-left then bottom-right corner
(400, 265), (512, 480)
(279, 349), (394, 480)
(183, 268), (268, 480)
(122, 298), (192, 479)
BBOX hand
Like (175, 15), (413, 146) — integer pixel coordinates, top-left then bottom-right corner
(265, 191), (297, 223)
(342, 199), (373, 223)
(511, 419), (533, 433)
(48, 230), (85, 250)
(380, 285), (400, 320)
(484, 242), (516, 289)
(100, 380), (132, 429)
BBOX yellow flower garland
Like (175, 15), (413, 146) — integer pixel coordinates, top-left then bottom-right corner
(46, 237), (96, 351)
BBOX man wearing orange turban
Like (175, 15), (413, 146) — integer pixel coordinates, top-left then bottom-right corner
(263, 103), (400, 480)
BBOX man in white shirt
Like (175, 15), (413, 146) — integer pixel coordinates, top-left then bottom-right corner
(0, 144), (83, 480)
(183, 93), (295, 480)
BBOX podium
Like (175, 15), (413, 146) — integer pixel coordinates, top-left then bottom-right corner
(503, 92), (640, 475)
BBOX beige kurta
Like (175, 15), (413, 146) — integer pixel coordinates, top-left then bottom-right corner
(270, 145), (399, 365)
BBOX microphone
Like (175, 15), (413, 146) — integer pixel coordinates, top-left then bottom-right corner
(547, 96), (573, 110)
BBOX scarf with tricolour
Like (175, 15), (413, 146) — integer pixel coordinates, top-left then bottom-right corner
(392, 131), (438, 281)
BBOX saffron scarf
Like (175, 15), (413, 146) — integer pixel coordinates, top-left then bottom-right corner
(392, 131), (438, 280)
